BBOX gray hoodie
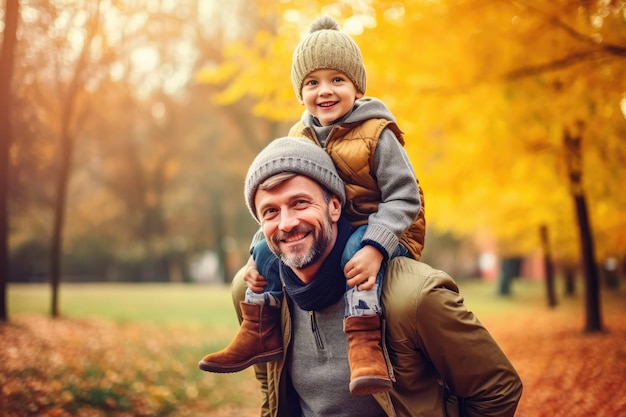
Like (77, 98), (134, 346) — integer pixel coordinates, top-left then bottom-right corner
(299, 97), (421, 258)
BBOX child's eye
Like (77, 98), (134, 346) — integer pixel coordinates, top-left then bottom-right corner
(304, 79), (318, 86)
(332, 76), (345, 83)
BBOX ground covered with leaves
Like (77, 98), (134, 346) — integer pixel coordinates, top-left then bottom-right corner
(482, 304), (626, 417)
(2, 285), (625, 416)
(0, 316), (261, 417)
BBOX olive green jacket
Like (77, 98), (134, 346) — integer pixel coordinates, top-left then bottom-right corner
(231, 257), (523, 417)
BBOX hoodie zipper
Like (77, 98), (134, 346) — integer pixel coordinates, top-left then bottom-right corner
(309, 311), (324, 349)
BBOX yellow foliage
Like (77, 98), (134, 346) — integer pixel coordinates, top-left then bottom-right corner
(198, 0), (626, 260)
(196, 61), (240, 85)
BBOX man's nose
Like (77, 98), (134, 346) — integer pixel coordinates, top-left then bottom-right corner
(278, 209), (299, 231)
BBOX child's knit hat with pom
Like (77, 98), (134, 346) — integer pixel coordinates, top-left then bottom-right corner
(291, 15), (367, 101)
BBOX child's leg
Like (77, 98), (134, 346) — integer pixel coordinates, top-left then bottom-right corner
(341, 225), (392, 395)
(246, 239), (282, 307)
(199, 239), (283, 373)
(343, 283), (391, 396)
(342, 225), (411, 314)
(341, 225), (366, 273)
(343, 227), (411, 316)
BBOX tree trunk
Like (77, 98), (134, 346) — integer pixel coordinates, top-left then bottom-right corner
(497, 257), (522, 296)
(539, 225), (557, 308)
(563, 123), (603, 333)
(0, 0), (20, 322)
(562, 263), (576, 296)
(49, 127), (76, 317)
(573, 192), (603, 332)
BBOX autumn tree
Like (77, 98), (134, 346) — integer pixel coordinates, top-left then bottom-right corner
(0, 0), (19, 322)
(74, 1), (287, 283)
(9, 0), (288, 297)
(198, 0), (626, 331)
(15, 0), (115, 317)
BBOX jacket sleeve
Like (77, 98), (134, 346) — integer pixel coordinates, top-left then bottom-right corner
(414, 268), (523, 417)
(382, 258), (522, 417)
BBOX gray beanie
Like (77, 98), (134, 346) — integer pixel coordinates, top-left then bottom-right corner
(245, 137), (346, 223)
(291, 15), (366, 102)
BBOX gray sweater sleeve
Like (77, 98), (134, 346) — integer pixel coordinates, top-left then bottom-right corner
(361, 128), (421, 258)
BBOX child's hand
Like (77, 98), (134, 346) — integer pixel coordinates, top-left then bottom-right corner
(243, 256), (268, 292)
(344, 246), (383, 291)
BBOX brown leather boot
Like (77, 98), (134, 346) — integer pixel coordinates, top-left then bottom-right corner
(344, 315), (393, 395)
(198, 301), (283, 373)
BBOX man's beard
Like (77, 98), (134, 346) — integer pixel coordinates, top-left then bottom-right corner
(269, 210), (334, 270)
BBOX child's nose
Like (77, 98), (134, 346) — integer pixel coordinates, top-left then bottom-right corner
(318, 82), (332, 95)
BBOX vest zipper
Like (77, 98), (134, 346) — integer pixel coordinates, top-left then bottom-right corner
(309, 311), (324, 349)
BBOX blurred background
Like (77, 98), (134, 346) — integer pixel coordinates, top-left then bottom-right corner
(2, 2), (626, 416)
(2, 0), (625, 295)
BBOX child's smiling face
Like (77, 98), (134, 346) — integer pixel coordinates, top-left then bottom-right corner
(300, 68), (363, 126)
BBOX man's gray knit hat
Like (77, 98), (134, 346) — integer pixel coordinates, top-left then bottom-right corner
(291, 15), (367, 102)
(245, 137), (346, 223)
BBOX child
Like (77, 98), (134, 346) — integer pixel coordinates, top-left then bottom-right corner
(199, 15), (426, 396)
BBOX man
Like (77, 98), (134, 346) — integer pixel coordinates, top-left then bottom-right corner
(230, 136), (523, 417)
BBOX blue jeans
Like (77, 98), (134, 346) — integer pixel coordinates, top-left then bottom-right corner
(247, 239), (282, 305)
(341, 225), (410, 317)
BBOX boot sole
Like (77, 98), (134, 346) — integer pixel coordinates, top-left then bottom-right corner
(349, 376), (393, 395)
(198, 349), (283, 373)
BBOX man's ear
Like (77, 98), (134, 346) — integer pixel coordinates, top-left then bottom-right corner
(329, 196), (341, 221)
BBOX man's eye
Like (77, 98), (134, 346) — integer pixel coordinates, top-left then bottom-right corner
(262, 208), (278, 218)
(294, 199), (309, 207)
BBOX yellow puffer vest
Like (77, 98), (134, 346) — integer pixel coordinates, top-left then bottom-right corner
(288, 119), (425, 260)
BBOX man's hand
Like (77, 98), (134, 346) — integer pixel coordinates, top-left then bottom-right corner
(344, 246), (383, 291)
(243, 256), (268, 293)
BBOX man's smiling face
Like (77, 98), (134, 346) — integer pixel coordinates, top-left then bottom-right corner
(255, 175), (341, 282)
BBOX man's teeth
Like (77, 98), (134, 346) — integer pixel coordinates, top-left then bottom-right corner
(285, 232), (306, 242)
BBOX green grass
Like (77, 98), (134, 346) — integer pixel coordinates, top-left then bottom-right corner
(456, 277), (548, 315)
(8, 278), (624, 329)
(8, 282), (239, 327)
(9, 280), (527, 320)
(8, 279), (551, 355)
